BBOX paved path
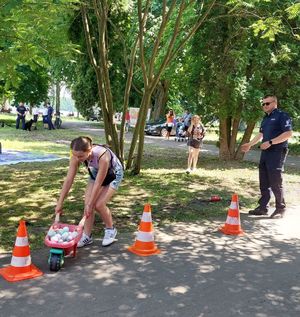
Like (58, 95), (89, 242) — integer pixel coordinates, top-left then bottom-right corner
(1, 206), (300, 317)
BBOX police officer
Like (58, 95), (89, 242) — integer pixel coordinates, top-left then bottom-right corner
(47, 102), (55, 130)
(16, 101), (27, 130)
(241, 95), (292, 218)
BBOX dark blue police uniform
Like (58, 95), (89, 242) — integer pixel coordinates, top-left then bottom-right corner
(16, 105), (27, 129)
(47, 105), (55, 130)
(258, 108), (292, 212)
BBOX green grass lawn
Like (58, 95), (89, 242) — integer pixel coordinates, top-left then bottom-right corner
(0, 113), (299, 252)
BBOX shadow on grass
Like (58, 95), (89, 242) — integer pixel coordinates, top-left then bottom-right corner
(0, 141), (299, 252)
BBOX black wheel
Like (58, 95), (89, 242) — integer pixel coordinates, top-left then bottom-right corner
(54, 118), (62, 129)
(49, 253), (62, 272)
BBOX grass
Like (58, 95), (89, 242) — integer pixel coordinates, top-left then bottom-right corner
(0, 113), (299, 252)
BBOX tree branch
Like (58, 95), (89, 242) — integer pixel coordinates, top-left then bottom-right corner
(80, 2), (98, 70)
(137, 0), (151, 87)
(169, 0), (217, 62)
(148, 0), (177, 78)
(150, 1), (186, 92)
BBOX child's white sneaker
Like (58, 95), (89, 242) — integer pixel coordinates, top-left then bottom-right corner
(78, 232), (93, 248)
(102, 228), (117, 247)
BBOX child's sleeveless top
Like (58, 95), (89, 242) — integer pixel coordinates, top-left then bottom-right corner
(87, 145), (121, 170)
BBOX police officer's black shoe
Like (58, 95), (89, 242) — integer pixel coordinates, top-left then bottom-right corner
(248, 206), (268, 215)
(270, 209), (286, 219)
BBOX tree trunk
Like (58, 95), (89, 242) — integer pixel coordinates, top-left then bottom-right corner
(119, 37), (139, 162)
(126, 92), (148, 170)
(132, 92), (152, 174)
(219, 118), (231, 160)
(229, 116), (241, 156)
(55, 81), (61, 114)
(81, 1), (120, 159)
(152, 79), (169, 120)
(234, 121), (256, 160)
(0, 97), (6, 111)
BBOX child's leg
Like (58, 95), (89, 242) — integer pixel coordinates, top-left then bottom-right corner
(187, 147), (193, 169)
(94, 186), (116, 228)
(84, 182), (96, 235)
(192, 149), (200, 170)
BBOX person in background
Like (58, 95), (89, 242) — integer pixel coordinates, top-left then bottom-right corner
(183, 110), (192, 132)
(47, 102), (55, 130)
(241, 94), (292, 218)
(42, 103), (48, 128)
(186, 115), (205, 174)
(165, 109), (175, 140)
(16, 101), (27, 130)
(32, 104), (39, 130)
(55, 136), (124, 248)
(125, 110), (130, 132)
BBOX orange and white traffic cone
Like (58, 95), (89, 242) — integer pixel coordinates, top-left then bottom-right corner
(0, 220), (43, 282)
(219, 194), (244, 235)
(128, 203), (161, 256)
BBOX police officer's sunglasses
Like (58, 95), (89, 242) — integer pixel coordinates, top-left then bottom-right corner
(261, 101), (274, 106)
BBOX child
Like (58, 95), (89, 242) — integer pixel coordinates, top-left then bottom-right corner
(55, 136), (124, 247)
(186, 115), (205, 173)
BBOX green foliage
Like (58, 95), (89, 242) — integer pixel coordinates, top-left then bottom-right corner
(11, 65), (50, 104)
(71, 59), (99, 118)
(176, 0), (300, 126)
(67, 5), (135, 115)
(286, 3), (300, 20)
(0, 0), (79, 92)
(251, 18), (284, 42)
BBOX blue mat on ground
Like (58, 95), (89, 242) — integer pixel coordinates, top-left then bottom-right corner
(0, 150), (66, 166)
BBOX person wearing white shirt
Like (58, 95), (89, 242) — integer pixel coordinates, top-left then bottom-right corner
(32, 105), (39, 121)
(42, 104), (49, 128)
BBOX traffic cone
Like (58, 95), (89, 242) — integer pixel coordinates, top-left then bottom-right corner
(0, 220), (43, 282)
(219, 194), (244, 235)
(128, 203), (161, 256)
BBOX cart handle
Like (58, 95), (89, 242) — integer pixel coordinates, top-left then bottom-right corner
(78, 216), (86, 228)
(54, 212), (60, 223)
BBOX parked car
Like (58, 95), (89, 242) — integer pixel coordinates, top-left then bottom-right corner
(144, 118), (176, 137)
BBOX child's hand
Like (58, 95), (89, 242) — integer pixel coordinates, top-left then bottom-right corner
(84, 204), (93, 219)
(55, 205), (63, 215)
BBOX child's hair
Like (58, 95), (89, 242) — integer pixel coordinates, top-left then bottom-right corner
(70, 136), (93, 152)
(192, 115), (201, 122)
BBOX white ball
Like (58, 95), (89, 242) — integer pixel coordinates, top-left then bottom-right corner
(62, 226), (69, 233)
(62, 232), (69, 241)
(48, 229), (56, 237)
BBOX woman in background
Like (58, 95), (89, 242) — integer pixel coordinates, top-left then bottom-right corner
(186, 115), (205, 174)
(165, 109), (175, 140)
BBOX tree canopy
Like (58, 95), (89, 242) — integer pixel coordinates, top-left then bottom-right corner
(1, 0), (299, 171)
